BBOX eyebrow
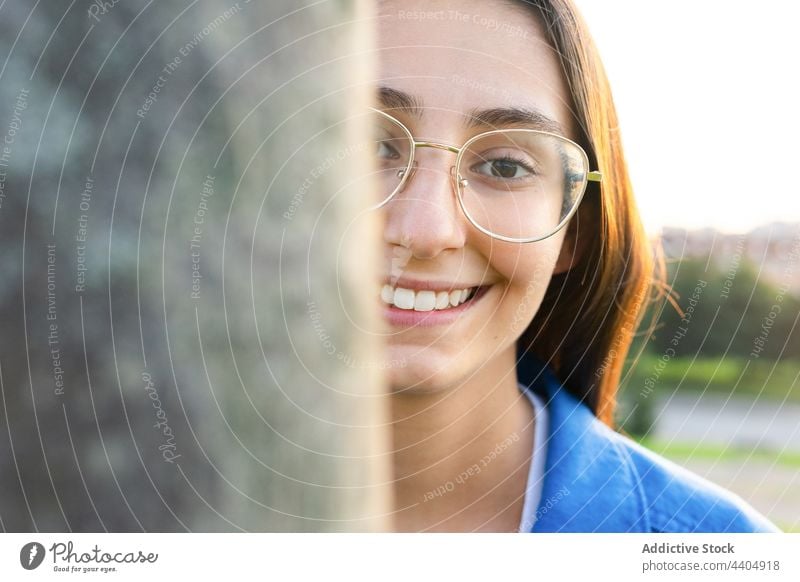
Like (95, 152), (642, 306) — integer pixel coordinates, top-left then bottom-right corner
(377, 86), (424, 118)
(376, 85), (566, 135)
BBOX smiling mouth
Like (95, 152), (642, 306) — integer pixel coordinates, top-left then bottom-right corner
(380, 284), (491, 311)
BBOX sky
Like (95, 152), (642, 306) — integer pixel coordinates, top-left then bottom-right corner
(573, 0), (800, 234)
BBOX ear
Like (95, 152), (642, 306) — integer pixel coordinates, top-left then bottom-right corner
(552, 205), (591, 275)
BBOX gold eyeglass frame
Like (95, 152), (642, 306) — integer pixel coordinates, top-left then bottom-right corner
(371, 106), (603, 243)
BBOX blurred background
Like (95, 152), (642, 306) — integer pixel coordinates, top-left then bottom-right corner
(577, 0), (800, 531)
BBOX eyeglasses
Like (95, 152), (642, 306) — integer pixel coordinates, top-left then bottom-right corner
(369, 107), (602, 243)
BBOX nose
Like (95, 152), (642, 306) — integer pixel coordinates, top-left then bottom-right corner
(382, 153), (467, 259)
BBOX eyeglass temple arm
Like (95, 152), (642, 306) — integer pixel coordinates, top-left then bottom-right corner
(588, 171), (602, 182)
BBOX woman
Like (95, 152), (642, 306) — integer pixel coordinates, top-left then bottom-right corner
(373, 0), (778, 532)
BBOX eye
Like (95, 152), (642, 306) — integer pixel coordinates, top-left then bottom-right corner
(471, 156), (537, 179)
(377, 139), (401, 160)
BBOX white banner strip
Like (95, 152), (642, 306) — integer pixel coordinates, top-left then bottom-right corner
(1, 533), (798, 581)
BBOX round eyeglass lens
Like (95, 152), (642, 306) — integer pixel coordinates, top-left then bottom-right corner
(372, 110), (413, 209)
(457, 130), (589, 241)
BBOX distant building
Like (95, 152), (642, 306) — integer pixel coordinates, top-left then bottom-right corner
(656, 222), (800, 296)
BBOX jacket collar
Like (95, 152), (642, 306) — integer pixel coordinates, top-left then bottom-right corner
(517, 350), (649, 532)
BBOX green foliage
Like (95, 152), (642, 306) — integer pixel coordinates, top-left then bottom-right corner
(637, 438), (800, 469)
(622, 355), (800, 402)
(642, 257), (800, 360)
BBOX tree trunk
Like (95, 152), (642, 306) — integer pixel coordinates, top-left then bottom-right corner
(0, 0), (390, 532)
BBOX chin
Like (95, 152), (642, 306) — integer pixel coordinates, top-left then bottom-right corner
(385, 348), (464, 395)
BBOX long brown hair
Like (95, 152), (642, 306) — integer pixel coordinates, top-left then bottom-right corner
(516, 0), (666, 426)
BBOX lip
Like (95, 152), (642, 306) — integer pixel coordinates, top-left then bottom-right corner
(382, 284), (493, 328)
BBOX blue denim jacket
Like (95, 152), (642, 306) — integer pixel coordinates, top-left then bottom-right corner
(517, 353), (780, 533)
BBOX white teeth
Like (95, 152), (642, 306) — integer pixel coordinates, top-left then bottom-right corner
(381, 284), (394, 304)
(449, 290), (461, 307)
(414, 290), (436, 311)
(382, 285), (480, 310)
(393, 287), (415, 310)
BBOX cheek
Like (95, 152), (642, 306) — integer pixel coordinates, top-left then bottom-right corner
(491, 242), (563, 327)
(491, 239), (563, 291)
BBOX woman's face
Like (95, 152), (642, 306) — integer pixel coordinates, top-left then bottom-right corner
(376, 0), (579, 393)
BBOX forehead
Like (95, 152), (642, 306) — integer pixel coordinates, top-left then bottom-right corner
(375, 0), (577, 137)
